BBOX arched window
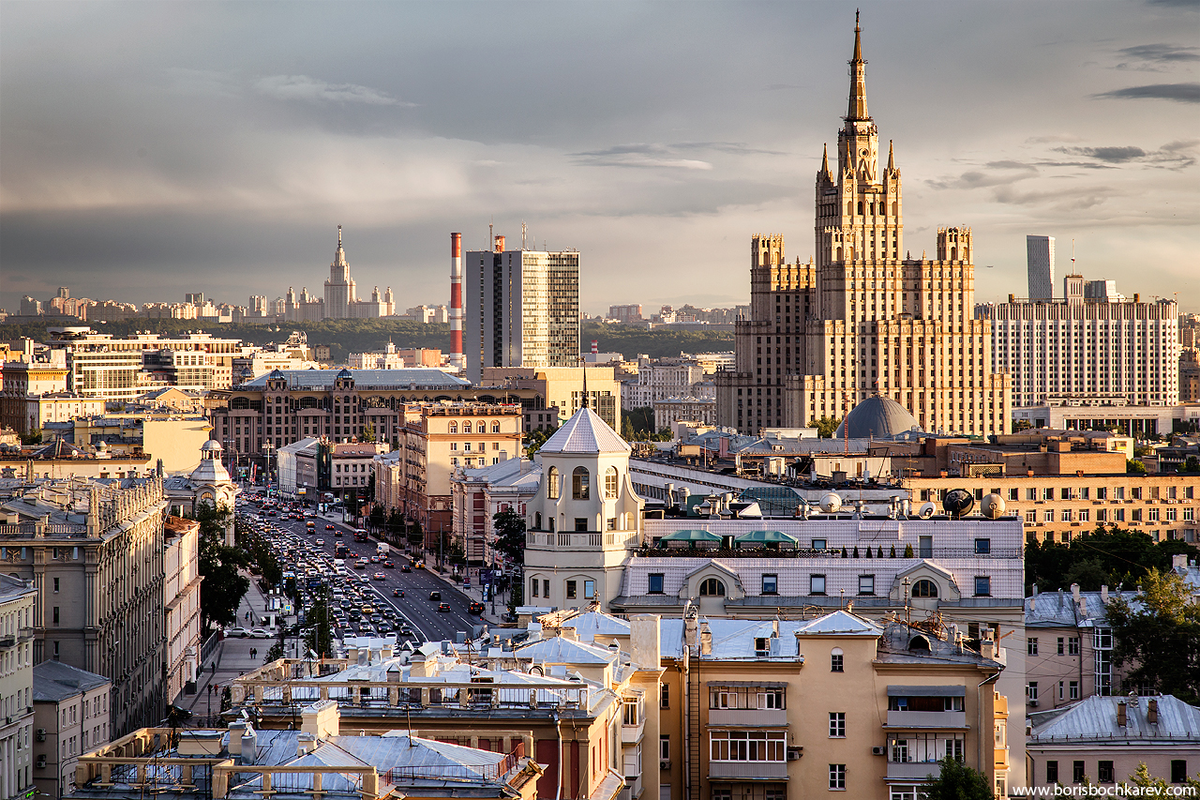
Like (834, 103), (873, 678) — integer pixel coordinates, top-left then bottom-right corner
(535, 512), (542, 530)
(699, 578), (726, 597)
(830, 647), (844, 672)
(492, 422), (500, 433)
(909, 635), (931, 652)
(605, 467), (619, 499)
(892, 201), (898, 215)
(448, 422), (458, 434)
(912, 579), (939, 598)
(463, 421), (472, 434)
(857, 201), (864, 215)
(572, 467), (590, 500)
(547, 467), (559, 499)
(950, 246), (957, 261)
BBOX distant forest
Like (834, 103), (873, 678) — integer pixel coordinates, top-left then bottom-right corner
(1, 318), (733, 362)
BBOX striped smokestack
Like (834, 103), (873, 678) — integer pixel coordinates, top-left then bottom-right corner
(449, 232), (464, 371)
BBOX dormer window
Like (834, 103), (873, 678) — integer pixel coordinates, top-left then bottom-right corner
(754, 637), (770, 656)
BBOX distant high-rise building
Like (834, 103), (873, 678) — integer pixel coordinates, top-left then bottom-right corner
(184, 292), (204, 305)
(1026, 235), (1055, 301)
(323, 225), (357, 319)
(463, 234), (580, 384)
(715, 15), (1011, 436)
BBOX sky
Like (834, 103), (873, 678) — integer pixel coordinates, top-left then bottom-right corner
(2, 0), (1198, 316)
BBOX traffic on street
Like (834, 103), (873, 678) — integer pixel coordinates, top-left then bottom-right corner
(233, 493), (490, 647)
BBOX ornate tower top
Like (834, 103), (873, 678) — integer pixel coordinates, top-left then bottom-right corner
(847, 10), (869, 123)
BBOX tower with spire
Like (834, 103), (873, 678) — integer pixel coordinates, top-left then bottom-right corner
(323, 225), (358, 319)
(716, 14), (1011, 437)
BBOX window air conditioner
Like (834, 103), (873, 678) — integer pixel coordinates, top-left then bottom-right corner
(872, 746), (886, 756)
(36, 728), (46, 741)
(37, 755), (47, 768)
(660, 759), (671, 770)
(787, 748), (802, 761)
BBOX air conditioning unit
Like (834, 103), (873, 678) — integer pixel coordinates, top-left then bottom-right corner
(786, 748), (802, 761)
(36, 755), (47, 768)
(36, 728), (46, 742)
(660, 759), (671, 770)
(872, 746), (886, 756)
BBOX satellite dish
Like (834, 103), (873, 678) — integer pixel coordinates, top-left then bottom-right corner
(917, 502), (936, 519)
(980, 493), (1006, 520)
(819, 493), (843, 513)
(943, 488), (975, 518)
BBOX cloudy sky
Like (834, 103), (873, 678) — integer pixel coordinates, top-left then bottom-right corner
(2, 0), (1197, 315)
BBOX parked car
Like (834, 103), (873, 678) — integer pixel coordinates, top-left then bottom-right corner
(249, 628), (272, 639)
(225, 626), (250, 638)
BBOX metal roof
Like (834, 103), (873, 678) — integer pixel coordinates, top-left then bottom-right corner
(242, 369), (470, 391)
(538, 407), (630, 455)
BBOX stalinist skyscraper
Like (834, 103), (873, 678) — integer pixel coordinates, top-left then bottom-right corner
(716, 14), (1011, 436)
(323, 225), (357, 319)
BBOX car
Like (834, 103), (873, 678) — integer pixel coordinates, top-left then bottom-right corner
(373, 571), (386, 581)
(225, 626), (250, 638)
(360, 575), (371, 584)
(315, 539), (324, 546)
(414, 561), (425, 569)
(392, 588), (404, 597)
(369, 555), (380, 564)
(249, 628), (272, 638)
(400, 564), (411, 573)
(334, 529), (342, 537)
(469, 602), (485, 615)
(382, 560), (394, 569)
(428, 590), (441, 601)
(438, 602), (451, 612)
(326, 524), (336, 530)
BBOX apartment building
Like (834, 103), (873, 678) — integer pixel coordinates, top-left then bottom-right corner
(372, 403), (523, 539)
(163, 517), (202, 703)
(483, 366), (623, 433)
(623, 359), (707, 410)
(449, 456), (542, 568)
(0, 476), (168, 735)
(31, 661), (111, 800)
(0, 574), (36, 800)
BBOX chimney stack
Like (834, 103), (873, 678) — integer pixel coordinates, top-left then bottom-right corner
(449, 233), (464, 372)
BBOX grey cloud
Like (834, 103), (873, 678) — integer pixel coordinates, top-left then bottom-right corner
(253, 75), (413, 107)
(926, 161), (1038, 190)
(1054, 146), (1147, 162)
(571, 144), (713, 170)
(1117, 44), (1200, 63)
(1050, 143), (1195, 169)
(1145, 0), (1200, 8)
(1093, 83), (1200, 103)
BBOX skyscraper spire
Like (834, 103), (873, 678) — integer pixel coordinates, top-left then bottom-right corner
(821, 143), (831, 179)
(887, 139), (895, 171)
(846, 11), (869, 122)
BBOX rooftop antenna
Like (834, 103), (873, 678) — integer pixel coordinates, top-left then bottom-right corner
(489, 220), (494, 252)
(1071, 238), (1076, 271)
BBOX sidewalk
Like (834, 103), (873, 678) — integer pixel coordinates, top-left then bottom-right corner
(179, 572), (282, 725)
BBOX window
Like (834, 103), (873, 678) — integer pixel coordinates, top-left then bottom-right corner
(566, 580), (577, 599)
(530, 578), (539, 597)
(53, 577), (60, 593)
(572, 467), (590, 499)
(53, 606), (60, 624)
(811, 538), (827, 550)
(547, 466), (559, 499)
(1027, 682), (1039, 704)
(810, 574), (826, 595)
(1028, 638), (1039, 656)
(829, 712), (845, 738)
(761, 574), (778, 595)
(1069, 637), (1080, 656)
(974, 538), (990, 554)
(1172, 760), (1188, 784)
(543, 579), (550, 597)
(605, 467), (618, 499)
(699, 578), (726, 596)
(829, 764), (846, 790)
(709, 730), (786, 763)
(660, 735), (670, 761)
(1046, 761), (1059, 784)
(831, 648), (844, 672)
(584, 579), (595, 599)
(1073, 761), (1085, 784)
(660, 684), (669, 709)
(710, 687), (784, 710)
(912, 579), (938, 598)
(1069, 681), (1079, 700)
(574, 517), (588, 532)
(1057, 637), (1065, 655)
(648, 573), (665, 594)
(974, 576), (991, 597)
(858, 574), (874, 595)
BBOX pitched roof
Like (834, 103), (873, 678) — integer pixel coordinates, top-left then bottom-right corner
(538, 407), (629, 455)
(242, 368), (469, 391)
(1029, 694), (1200, 742)
(33, 661), (110, 701)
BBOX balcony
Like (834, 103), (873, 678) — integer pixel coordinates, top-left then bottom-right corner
(525, 530), (639, 550)
(885, 710), (967, 729)
(887, 761), (945, 781)
(622, 718), (645, 745)
(708, 761), (789, 780)
(708, 708), (788, 727)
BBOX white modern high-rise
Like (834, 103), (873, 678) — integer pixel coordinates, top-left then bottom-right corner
(1026, 235), (1055, 301)
(463, 234), (580, 384)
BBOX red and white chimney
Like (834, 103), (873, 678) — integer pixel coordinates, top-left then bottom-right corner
(449, 232), (464, 372)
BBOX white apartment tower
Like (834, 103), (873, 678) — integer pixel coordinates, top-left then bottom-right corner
(323, 225), (357, 319)
(1027, 235), (1055, 301)
(977, 288), (1179, 409)
(464, 234), (580, 384)
(716, 15), (1011, 436)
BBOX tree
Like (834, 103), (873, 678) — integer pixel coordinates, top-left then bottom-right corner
(361, 422), (377, 442)
(303, 588), (334, 658)
(1025, 525), (1200, 594)
(808, 416), (842, 439)
(493, 508), (527, 565)
(1184, 456), (1200, 473)
(524, 427), (557, 458)
(1127, 458), (1147, 474)
(194, 502), (249, 631)
(1125, 762), (1200, 792)
(919, 757), (993, 800)
(1105, 568), (1200, 703)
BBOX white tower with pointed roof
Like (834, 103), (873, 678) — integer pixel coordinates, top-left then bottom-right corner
(524, 405), (643, 612)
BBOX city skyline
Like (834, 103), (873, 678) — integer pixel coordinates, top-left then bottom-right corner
(2, 1), (1197, 314)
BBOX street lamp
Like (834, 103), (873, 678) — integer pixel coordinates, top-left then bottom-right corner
(263, 441), (274, 497)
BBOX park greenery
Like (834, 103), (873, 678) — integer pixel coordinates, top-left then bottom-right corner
(1025, 525), (1198, 595)
(492, 508), (526, 566)
(808, 416), (842, 438)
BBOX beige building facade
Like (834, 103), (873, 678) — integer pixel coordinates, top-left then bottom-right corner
(163, 517), (202, 703)
(0, 574), (36, 800)
(31, 661), (111, 800)
(483, 366), (623, 433)
(717, 18), (1011, 437)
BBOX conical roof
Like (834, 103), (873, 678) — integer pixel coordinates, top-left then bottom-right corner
(833, 395), (921, 440)
(539, 407), (630, 455)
